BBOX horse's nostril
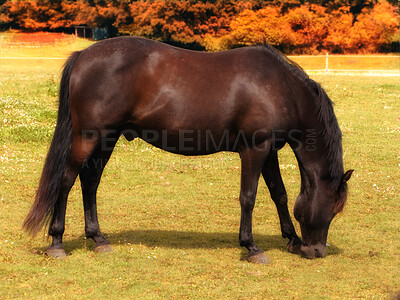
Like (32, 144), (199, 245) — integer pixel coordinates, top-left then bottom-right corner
(315, 246), (327, 258)
(300, 244), (327, 259)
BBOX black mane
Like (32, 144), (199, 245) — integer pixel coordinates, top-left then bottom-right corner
(261, 43), (344, 192)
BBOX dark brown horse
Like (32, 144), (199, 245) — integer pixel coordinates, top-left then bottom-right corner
(23, 37), (353, 263)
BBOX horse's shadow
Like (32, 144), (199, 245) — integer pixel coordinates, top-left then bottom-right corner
(39, 230), (343, 259)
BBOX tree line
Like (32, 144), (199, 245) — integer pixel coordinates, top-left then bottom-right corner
(0, 0), (398, 53)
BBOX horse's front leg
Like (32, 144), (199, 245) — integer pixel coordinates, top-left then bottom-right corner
(261, 151), (302, 254)
(238, 143), (271, 264)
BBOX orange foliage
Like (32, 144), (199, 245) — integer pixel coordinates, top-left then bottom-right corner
(350, 0), (399, 52)
(322, 7), (355, 53)
(2, 1), (48, 30)
(0, 0), (398, 53)
(229, 7), (292, 47)
(225, 1), (399, 53)
(125, 1), (247, 47)
(285, 5), (328, 53)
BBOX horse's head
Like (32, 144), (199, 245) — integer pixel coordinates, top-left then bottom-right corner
(294, 170), (353, 259)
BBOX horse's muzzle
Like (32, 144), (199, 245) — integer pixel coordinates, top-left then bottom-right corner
(300, 244), (327, 259)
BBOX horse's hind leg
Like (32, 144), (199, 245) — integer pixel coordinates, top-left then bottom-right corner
(261, 151), (302, 254)
(79, 131), (120, 253)
(46, 135), (99, 258)
(238, 144), (271, 264)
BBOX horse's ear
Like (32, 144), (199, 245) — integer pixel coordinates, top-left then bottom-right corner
(342, 170), (354, 183)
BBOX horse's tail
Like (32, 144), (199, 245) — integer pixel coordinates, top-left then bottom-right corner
(23, 51), (81, 237)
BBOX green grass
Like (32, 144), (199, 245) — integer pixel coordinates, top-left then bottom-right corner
(0, 41), (399, 299)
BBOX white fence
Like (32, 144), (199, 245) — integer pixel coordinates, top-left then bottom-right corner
(288, 54), (400, 76)
(307, 69), (399, 76)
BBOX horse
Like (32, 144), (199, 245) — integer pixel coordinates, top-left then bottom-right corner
(23, 37), (353, 263)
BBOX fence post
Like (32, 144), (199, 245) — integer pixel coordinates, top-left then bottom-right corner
(325, 52), (329, 74)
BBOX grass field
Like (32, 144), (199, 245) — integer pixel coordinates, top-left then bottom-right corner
(0, 39), (399, 299)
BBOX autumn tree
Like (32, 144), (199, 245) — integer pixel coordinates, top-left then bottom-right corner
(322, 7), (355, 53)
(226, 6), (292, 50)
(223, 0), (398, 53)
(350, 0), (399, 52)
(0, 0), (398, 53)
(124, 1), (252, 49)
(284, 4), (329, 53)
(0, 0), (69, 31)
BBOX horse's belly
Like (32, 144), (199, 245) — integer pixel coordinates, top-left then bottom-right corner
(133, 128), (234, 155)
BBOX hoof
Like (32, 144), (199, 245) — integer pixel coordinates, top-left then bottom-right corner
(247, 252), (270, 264)
(287, 239), (302, 254)
(45, 248), (67, 259)
(94, 243), (113, 253)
